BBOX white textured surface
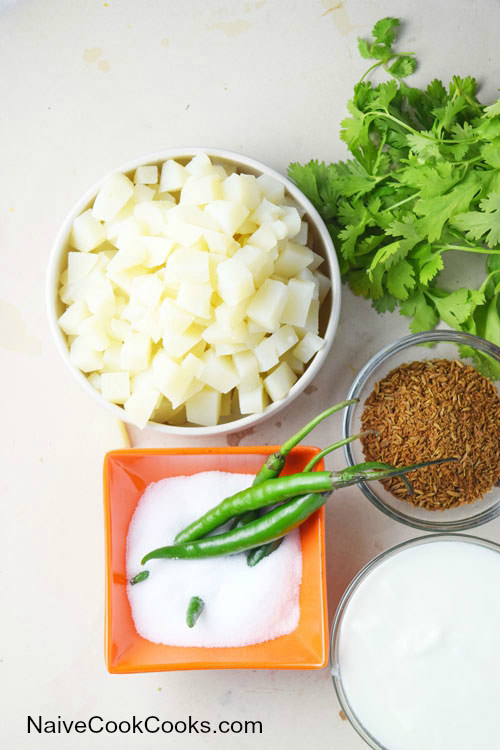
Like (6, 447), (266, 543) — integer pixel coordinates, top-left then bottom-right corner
(127, 472), (301, 647)
(1, 0), (500, 748)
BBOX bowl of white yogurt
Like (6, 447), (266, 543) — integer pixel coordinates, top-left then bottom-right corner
(330, 534), (500, 750)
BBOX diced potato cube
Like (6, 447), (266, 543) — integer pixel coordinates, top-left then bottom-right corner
(301, 297), (319, 334)
(163, 220), (203, 246)
(160, 159), (189, 192)
(315, 271), (331, 304)
(203, 229), (236, 255)
(123, 388), (160, 429)
(177, 282), (213, 319)
(183, 352), (205, 379)
(216, 258), (255, 306)
(215, 300), (248, 332)
(169, 204), (219, 230)
(274, 241), (314, 277)
(185, 153), (214, 176)
(87, 372), (101, 392)
(282, 350), (305, 375)
(251, 198), (283, 225)
(186, 386), (221, 426)
(293, 332), (325, 363)
(162, 323), (203, 360)
(205, 200), (249, 236)
(166, 248), (209, 284)
(238, 385), (268, 414)
(256, 173), (285, 204)
(254, 337), (279, 372)
(120, 332), (151, 373)
(133, 201), (170, 235)
(269, 219), (288, 240)
(180, 174), (223, 205)
(102, 340), (123, 371)
(199, 350), (239, 394)
(233, 350), (261, 390)
(281, 278), (315, 327)
(106, 243), (146, 273)
(181, 378), (204, 403)
(132, 309), (163, 343)
(101, 372), (130, 404)
(151, 350), (201, 407)
(78, 316), (111, 351)
(309, 251), (324, 271)
(141, 236), (174, 268)
(130, 273), (164, 308)
(70, 210), (106, 252)
(269, 324), (299, 356)
(214, 342), (248, 356)
(158, 298), (194, 334)
(281, 206), (302, 238)
(68, 252), (99, 284)
(81, 269), (115, 319)
(134, 165), (158, 185)
(131, 367), (157, 394)
(246, 278), (288, 332)
(233, 244), (272, 287)
(133, 184), (155, 203)
(203, 321), (245, 346)
(69, 336), (103, 372)
(295, 220), (308, 245)
(92, 173), (134, 222)
(236, 215), (259, 235)
(263, 362), (297, 401)
(248, 225), (278, 252)
(222, 173), (260, 210)
(58, 300), (91, 335)
(152, 396), (175, 424)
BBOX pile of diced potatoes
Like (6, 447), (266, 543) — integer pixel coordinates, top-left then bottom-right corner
(58, 153), (330, 428)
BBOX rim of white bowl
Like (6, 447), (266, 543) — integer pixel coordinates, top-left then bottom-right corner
(46, 147), (342, 436)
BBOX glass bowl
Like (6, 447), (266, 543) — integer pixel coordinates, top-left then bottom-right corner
(343, 331), (500, 531)
(330, 533), (500, 750)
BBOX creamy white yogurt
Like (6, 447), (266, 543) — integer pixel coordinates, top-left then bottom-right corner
(335, 539), (500, 750)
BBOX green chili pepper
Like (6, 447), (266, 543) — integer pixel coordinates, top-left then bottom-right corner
(247, 539), (283, 567)
(246, 431), (377, 567)
(253, 400), (358, 485)
(228, 400), (359, 531)
(130, 571), (149, 585)
(143, 459), (456, 563)
(186, 596), (204, 627)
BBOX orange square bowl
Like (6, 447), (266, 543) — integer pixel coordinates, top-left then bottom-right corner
(104, 446), (328, 673)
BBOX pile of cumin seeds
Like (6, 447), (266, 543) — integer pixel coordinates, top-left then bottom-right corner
(360, 358), (500, 510)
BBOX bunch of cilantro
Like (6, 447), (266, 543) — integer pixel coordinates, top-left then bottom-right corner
(289, 17), (500, 376)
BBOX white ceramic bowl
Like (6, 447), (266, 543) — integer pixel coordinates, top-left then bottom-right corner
(47, 147), (341, 436)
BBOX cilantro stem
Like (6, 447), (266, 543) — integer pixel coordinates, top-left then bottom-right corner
(383, 193), (418, 212)
(358, 60), (385, 84)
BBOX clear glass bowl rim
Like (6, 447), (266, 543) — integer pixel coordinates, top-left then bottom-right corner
(330, 532), (500, 750)
(342, 330), (500, 531)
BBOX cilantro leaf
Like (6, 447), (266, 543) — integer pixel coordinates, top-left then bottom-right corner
(288, 16), (500, 354)
(372, 17), (400, 46)
(388, 55), (416, 79)
(400, 291), (439, 332)
(386, 259), (415, 299)
(453, 191), (500, 248)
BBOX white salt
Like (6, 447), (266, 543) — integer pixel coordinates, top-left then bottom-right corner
(126, 471), (302, 647)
